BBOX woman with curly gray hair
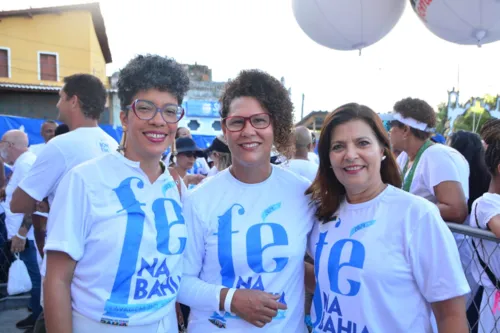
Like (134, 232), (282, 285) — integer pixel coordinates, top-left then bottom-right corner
(178, 70), (315, 332)
(44, 54), (189, 333)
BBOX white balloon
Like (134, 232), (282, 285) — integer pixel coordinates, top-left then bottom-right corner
(292, 0), (407, 51)
(411, 0), (500, 46)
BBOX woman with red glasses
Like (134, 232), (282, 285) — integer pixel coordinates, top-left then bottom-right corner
(177, 70), (315, 332)
(44, 54), (189, 333)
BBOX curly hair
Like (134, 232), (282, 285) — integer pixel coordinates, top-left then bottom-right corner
(63, 74), (106, 120)
(117, 54), (190, 110)
(393, 97), (436, 140)
(219, 69), (295, 159)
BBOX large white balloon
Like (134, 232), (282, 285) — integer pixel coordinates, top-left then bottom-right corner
(292, 0), (407, 51)
(411, 0), (500, 46)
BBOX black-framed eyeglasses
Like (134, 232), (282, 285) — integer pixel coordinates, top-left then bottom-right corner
(127, 99), (184, 124)
(222, 113), (271, 132)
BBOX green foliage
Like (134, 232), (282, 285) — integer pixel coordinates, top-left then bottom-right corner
(454, 100), (492, 133)
(435, 102), (448, 135)
(444, 94), (498, 133)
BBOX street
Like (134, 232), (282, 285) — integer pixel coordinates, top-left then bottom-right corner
(0, 308), (30, 333)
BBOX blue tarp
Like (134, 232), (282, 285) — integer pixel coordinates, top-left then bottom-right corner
(0, 115), (216, 151)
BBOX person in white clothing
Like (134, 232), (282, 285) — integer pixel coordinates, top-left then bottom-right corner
(284, 126), (318, 182)
(43, 55), (190, 333)
(307, 131), (319, 165)
(205, 135), (231, 177)
(448, 131), (491, 322)
(178, 69), (315, 332)
(171, 137), (206, 189)
(389, 98), (470, 331)
(0, 130), (42, 330)
(389, 98), (469, 224)
(28, 120), (57, 156)
(305, 103), (469, 333)
(469, 126), (500, 333)
(176, 127), (211, 175)
(9, 74), (119, 332)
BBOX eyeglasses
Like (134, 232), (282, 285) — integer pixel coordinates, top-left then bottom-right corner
(0, 141), (12, 147)
(127, 99), (184, 123)
(222, 113), (271, 132)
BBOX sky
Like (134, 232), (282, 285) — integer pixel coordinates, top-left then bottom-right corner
(2, 0), (500, 121)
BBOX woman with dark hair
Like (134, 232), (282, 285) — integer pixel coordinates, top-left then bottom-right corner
(469, 124), (500, 332)
(306, 103), (469, 332)
(448, 130), (491, 330)
(178, 69), (314, 332)
(44, 54), (189, 332)
(448, 131), (491, 214)
(390, 98), (469, 225)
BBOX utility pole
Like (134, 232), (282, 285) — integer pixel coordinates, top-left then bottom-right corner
(301, 93), (305, 120)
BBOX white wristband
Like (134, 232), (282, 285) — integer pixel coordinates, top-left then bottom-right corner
(224, 288), (237, 314)
(16, 233), (26, 240)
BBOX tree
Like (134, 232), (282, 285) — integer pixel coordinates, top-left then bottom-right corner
(453, 99), (492, 133)
(435, 102), (448, 134)
(441, 94), (498, 134)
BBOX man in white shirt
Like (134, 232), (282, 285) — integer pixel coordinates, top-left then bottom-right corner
(28, 120), (58, 156)
(0, 130), (41, 330)
(11, 73), (118, 215)
(10, 74), (118, 332)
(285, 126), (318, 182)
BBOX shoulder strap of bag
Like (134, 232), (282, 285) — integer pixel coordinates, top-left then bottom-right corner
(168, 167), (182, 198)
(471, 203), (500, 289)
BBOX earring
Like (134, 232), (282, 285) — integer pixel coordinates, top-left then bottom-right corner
(382, 155), (387, 161)
(123, 126), (127, 132)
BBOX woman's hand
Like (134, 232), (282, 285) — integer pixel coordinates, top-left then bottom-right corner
(230, 289), (287, 328)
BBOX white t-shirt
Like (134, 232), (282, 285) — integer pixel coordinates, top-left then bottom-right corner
(188, 157), (210, 175)
(28, 142), (46, 156)
(178, 166), (315, 332)
(3, 151), (37, 240)
(207, 165), (218, 177)
(397, 144), (469, 216)
(19, 127), (118, 206)
(284, 159), (318, 182)
(44, 152), (187, 328)
(29, 143), (46, 156)
(308, 185), (470, 333)
(469, 193), (500, 290)
(308, 152), (319, 165)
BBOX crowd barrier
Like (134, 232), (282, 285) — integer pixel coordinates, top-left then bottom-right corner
(448, 223), (500, 333)
(0, 218), (498, 332)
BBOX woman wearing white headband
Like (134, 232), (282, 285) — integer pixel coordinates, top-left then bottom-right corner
(389, 97), (470, 330)
(389, 97), (469, 224)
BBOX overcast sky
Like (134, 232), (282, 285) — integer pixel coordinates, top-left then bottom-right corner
(3, 0), (500, 121)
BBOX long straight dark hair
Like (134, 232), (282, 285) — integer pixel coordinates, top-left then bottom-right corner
(306, 103), (402, 222)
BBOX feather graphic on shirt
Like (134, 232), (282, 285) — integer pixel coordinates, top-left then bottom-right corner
(261, 202), (281, 222)
(208, 312), (227, 328)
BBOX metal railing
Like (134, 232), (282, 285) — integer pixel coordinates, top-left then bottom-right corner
(448, 223), (500, 333)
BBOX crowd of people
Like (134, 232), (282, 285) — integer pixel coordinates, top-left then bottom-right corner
(0, 53), (498, 333)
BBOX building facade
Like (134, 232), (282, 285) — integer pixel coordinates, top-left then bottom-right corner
(0, 3), (112, 123)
